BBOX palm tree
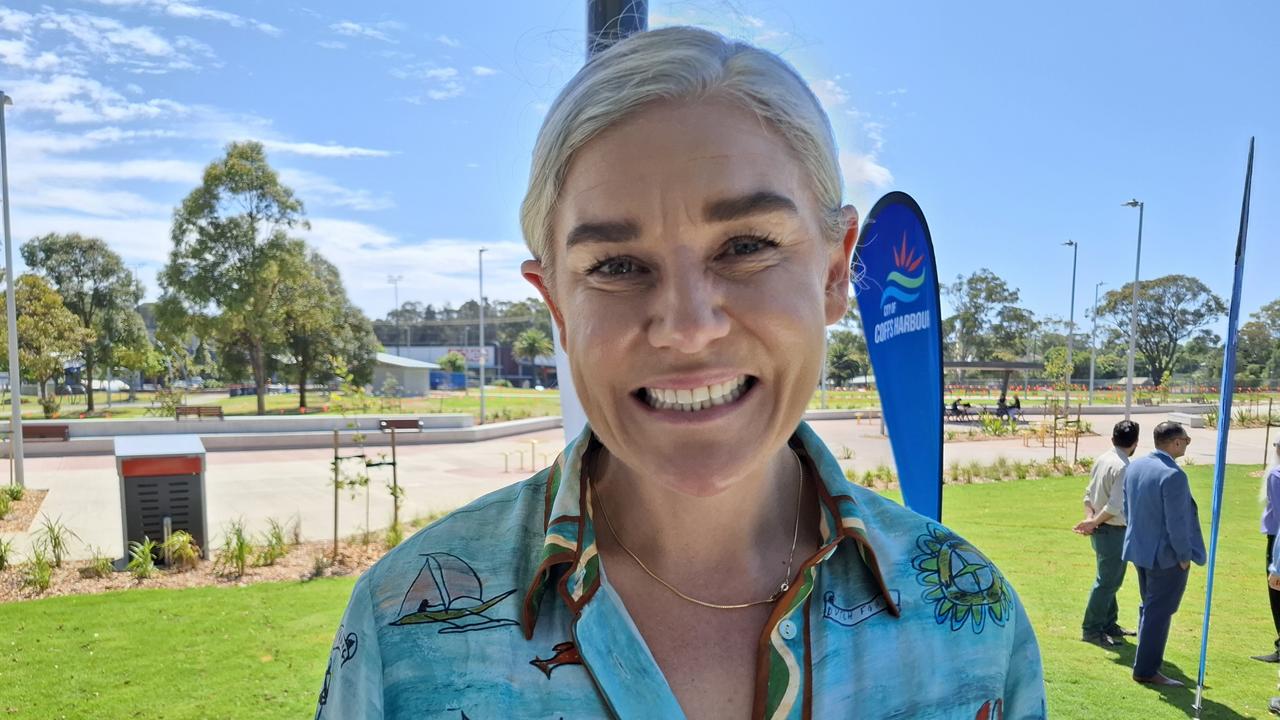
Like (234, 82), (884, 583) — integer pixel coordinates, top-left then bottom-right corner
(513, 328), (553, 386)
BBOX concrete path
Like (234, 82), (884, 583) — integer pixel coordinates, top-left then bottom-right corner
(2, 411), (1274, 562)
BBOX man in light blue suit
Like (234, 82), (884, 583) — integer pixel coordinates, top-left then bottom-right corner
(1122, 421), (1206, 687)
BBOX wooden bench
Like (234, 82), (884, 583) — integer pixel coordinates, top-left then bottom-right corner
(176, 405), (224, 420)
(23, 424), (69, 441)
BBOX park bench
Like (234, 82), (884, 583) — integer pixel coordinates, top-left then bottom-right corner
(22, 424), (69, 441)
(379, 419), (424, 432)
(176, 405), (224, 420)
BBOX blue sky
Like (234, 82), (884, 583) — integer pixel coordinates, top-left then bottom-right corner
(0, 0), (1275, 332)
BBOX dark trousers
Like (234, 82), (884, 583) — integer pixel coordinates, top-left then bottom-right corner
(1082, 524), (1128, 634)
(1267, 535), (1280, 647)
(1134, 564), (1190, 678)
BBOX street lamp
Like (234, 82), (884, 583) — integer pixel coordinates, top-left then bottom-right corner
(477, 247), (487, 424)
(388, 275), (404, 355)
(0, 90), (23, 487)
(1062, 240), (1078, 412)
(1088, 281), (1105, 405)
(1122, 199), (1144, 420)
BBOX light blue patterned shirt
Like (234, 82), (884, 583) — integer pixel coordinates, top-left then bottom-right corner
(316, 422), (1046, 719)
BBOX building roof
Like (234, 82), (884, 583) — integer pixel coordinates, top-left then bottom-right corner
(376, 352), (440, 370)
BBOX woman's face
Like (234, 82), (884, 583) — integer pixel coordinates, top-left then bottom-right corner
(524, 98), (856, 497)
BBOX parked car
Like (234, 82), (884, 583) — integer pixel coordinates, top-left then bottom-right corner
(90, 379), (131, 392)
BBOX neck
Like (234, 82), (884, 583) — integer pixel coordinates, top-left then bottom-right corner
(589, 442), (813, 582)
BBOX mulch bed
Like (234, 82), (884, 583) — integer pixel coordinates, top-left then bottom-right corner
(0, 538), (391, 604)
(0, 489), (49, 533)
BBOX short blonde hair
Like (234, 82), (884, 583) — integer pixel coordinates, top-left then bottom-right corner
(520, 25), (844, 263)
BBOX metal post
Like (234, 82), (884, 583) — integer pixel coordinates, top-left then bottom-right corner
(390, 426), (399, 529)
(1124, 200), (1145, 420)
(0, 91), (22, 487)
(588, 0), (648, 56)
(388, 275), (403, 355)
(1063, 241), (1078, 411)
(1265, 397), (1273, 468)
(478, 247), (487, 424)
(332, 429), (339, 563)
(1088, 281), (1104, 405)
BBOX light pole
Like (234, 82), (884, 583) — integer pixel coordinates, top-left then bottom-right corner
(388, 274), (403, 355)
(1123, 199), (1144, 420)
(0, 90), (22, 487)
(478, 247), (487, 424)
(1088, 281), (1105, 405)
(1062, 240), (1078, 412)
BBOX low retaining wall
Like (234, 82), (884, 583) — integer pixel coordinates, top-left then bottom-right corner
(0, 413), (472, 439)
(3, 415), (561, 457)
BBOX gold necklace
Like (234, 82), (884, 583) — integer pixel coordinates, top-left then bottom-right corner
(593, 448), (805, 610)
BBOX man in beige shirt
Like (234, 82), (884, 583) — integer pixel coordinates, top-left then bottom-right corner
(1074, 420), (1141, 647)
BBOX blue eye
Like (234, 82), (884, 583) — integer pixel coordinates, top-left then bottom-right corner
(587, 257), (642, 277)
(726, 235), (779, 256)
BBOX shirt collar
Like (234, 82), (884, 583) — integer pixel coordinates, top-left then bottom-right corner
(520, 421), (898, 638)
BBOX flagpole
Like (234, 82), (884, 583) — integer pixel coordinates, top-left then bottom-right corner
(1193, 136), (1255, 717)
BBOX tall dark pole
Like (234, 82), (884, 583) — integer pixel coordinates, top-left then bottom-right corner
(588, 0), (648, 57)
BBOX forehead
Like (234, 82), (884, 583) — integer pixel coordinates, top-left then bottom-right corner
(552, 98), (815, 239)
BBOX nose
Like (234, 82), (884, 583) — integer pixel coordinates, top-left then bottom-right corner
(646, 263), (730, 354)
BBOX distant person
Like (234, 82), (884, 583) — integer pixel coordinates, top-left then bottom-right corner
(1266, 529), (1280, 714)
(1073, 420), (1141, 648)
(995, 394), (1009, 420)
(1256, 437), (1280, 663)
(1122, 421), (1205, 687)
(1010, 395), (1023, 422)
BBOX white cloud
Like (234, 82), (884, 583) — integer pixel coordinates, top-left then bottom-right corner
(6, 74), (189, 124)
(471, 65), (498, 76)
(331, 20), (397, 43)
(299, 220), (533, 311)
(17, 158), (203, 185)
(393, 64), (466, 101)
(840, 149), (893, 191)
(11, 212), (173, 266)
(279, 169), (395, 212)
(317, 40), (346, 50)
(0, 38), (65, 72)
(84, 0), (280, 35)
(436, 34), (461, 48)
(0, 7), (35, 33)
(15, 186), (171, 218)
(813, 77), (850, 110)
(260, 140), (393, 159)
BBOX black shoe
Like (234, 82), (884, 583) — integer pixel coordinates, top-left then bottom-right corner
(1269, 696), (1280, 715)
(1253, 651), (1280, 663)
(1106, 625), (1137, 638)
(1082, 631), (1120, 648)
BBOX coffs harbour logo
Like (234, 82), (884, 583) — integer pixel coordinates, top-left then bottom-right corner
(871, 231), (932, 344)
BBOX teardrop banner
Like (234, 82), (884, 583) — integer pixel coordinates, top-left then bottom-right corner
(853, 192), (944, 520)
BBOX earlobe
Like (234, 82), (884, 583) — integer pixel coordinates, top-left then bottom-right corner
(521, 258), (568, 345)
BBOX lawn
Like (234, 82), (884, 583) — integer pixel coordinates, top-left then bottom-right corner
(0, 465), (1277, 718)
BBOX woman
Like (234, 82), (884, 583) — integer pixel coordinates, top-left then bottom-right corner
(317, 27), (1044, 720)
(1257, 437), (1280, 662)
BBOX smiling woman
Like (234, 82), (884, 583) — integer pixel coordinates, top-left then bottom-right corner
(318, 26), (1045, 720)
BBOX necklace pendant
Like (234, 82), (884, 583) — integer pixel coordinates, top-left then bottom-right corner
(779, 581), (789, 593)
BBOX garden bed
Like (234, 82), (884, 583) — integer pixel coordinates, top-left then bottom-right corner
(0, 487), (47, 533)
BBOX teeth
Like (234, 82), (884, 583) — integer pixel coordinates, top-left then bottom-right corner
(643, 376), (749, 412)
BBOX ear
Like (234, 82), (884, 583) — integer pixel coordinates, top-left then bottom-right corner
(824, 204), (859, 325)
(522, 259), (568, 346)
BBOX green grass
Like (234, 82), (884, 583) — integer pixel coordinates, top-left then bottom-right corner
(918, 464), (1277, 719)
(0, 466), (1276, 718)
(0, 579), (354, 719)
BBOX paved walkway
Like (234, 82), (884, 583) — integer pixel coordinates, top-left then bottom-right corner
(2, 412), (1273, 561)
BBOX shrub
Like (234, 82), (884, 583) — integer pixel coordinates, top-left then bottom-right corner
(127, 537), (158, 580)
(492, 378), (512, 388)
(1013, 461), (1030, 480)
(162, 530), (201, 571)
(947, 461), (961, 484)
(22, 547), (52, 592)
(861, 470), (875, 487)
(80, 547), (115, 579)
(385, 522), (404, 549)
(216, 519), (253, 577)
(255, 518), (288, 567)
(0, 492), (8, 520)
(0, 536), (13, 571)
(306, 553), (331, 581)
(34, 515), (80, 568)
(289, 515), (303, 546)
(4, 484), (22, 501)
(837, 445), (854, 460)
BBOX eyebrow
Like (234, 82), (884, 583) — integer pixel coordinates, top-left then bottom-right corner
(563, 191), (798, 249)
(703, 191), (799, 223)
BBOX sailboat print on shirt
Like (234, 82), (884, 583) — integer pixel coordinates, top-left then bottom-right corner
(390, 552), (519, 634)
